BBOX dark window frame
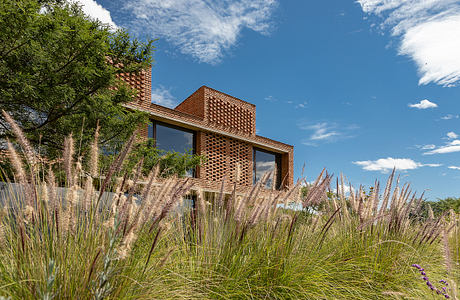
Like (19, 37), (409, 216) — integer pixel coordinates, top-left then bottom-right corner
(253, 147), (282, 190)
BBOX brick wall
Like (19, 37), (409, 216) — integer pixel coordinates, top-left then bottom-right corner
(119, 71), (294, 191)
(204, 87), (256, 136)
(174, 87), (205, 119)
(202, 132), (252, 186)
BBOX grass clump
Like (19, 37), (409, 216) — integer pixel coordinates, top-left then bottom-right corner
(0, 111), (458, 299)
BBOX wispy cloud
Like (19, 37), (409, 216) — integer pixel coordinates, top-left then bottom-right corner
(424, 139), (460, 155)
(73, 0), (117, 28)
(423, 132), (460, 154)
(417, 144), (436, 150)
(264, 95), (277, 102)
(447, 131), (459, 139)
(299, 121), (357, 145)
(296, 101), (308, 109)
(448, 166), (460, 170)
(408, 99), (437, 109)
(353, 157), (441, 173)
(120, 0), (277, 64)
(441, 114), (459, 120)
(358, 0), (460, 86)
(151, 86), (177, 108)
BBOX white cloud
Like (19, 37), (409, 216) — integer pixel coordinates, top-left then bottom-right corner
(73, 0), (117, 29)
(353, 157), (441, 173)
(264, 95), (277, 102)
(441, 114), (459, 120)
(296, 101), (308, 109)
(151, 86), (176, 108)
(301, 122), (339, 141)
(448, 166), (460, 170)
(358, 0), (460, 86)
(299, 122), (357, 146)
(298, 122), (358, 146)
(424, 139), (460, 155)
(447, 131), (459, 139)
(121, 0), (277, 64)
(421, 144), (436, 150)
(408, 99), (438, 109)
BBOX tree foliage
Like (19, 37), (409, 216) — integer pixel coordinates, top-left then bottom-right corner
(0, 0), (153, 158)
(421, 197), (460, 217)
(100, 138), (205, 178)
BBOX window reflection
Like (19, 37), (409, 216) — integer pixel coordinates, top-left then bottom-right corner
(155, 124), (194, 153)
(148, 121), (196, 177)
(253, 148), (280, 189)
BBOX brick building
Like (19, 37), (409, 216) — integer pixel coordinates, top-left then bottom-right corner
(120, 68), (294, 196)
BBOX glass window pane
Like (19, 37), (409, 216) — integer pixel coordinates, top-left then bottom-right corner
(254, 149), (277, 188)
(155, 123), (194, 153)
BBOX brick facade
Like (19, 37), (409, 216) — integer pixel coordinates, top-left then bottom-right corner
(122, 66), (294, 194)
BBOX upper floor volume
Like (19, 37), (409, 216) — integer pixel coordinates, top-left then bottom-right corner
(120, 67), (294, 194)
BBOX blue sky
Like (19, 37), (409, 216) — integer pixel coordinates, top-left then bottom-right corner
(79, 0), (460, 200)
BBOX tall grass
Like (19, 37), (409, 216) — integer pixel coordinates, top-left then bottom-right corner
(0, 111), (458, 299)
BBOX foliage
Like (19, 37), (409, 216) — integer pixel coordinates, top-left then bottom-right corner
(0, 0), (155, 159)
(0, 116), (458, 299)
(100, 138), (205, 177)
(419, 197), (460, 219)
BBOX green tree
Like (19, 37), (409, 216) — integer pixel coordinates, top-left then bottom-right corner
(421, 197), (460, 218)
(0, 0), (153, 158)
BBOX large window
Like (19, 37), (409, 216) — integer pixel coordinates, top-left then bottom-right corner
(148, 121), (196, 176)
(253, 148), (281, 189)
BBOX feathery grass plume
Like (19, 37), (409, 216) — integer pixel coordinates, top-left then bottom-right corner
(302, 170), (331, 208)
(129, 166), (159, 230)
(217, 177), (225, 209)
(379, 168), (395, 217)
(147, 177), (176, 222)
(235, 183), (261, 224)
(428, 204), (435, 221)
(0, 220), (4, 248)
(97, 130), (137, 205)
(63, 134), (75, 187)
(2, 110), (36, 167)
(117, 230), (137, 260)
(46, 167), (57, 210)
(371, 180), (380, 216)
(90, 122), (100, 177)
(24, 205), (35, 224)
(152, 179), (194, 228)
(420, 211), (448, 245)
(6, 140), (34, 207)
(442, 229), (453, 275)
(197, 188), (206, 217)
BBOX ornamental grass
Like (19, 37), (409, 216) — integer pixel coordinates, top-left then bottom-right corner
(0, 110), (458, 299)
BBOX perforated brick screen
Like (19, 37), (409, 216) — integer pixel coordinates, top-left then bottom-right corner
(117, 70), (148, 101)
(207, 97), (254, 135)
(204, 132), (252, 186)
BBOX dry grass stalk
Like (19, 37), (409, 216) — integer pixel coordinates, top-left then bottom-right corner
(379, 168), (395, 217)
(97, 130), (137, 204)
(6, 140), (34, 207)
(47, 167), (57, 211)
(63, 134), (75, 187)
(2, 110), (37, 167)
(442, 229), (453, 274)
(0, 223), (4, 247)
(302, 170), (331, 208)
